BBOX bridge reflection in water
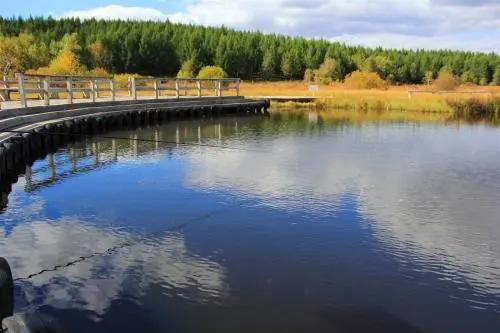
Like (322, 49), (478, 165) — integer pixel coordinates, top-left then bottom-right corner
(1, 117), (242, 211)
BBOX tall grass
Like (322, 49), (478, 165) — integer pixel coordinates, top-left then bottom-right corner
(448, 97), (500, 120)
(242, 81), (500, 113)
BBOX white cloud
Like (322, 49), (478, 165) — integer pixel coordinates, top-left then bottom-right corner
(59, 1), (500, 52)
(62, 5), (170, 21)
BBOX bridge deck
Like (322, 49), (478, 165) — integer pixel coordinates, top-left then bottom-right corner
(0, 96), (269, 144)
(0, 95), (209, 110)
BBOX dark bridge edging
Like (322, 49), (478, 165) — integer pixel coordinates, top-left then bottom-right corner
(0, 97), (265, 133)
(0, 96), (246, 120)
(0, 96), (270, 136)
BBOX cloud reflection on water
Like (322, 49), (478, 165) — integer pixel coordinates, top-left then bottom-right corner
(185, 123), (500, 303)
(0, 190), (227, 316)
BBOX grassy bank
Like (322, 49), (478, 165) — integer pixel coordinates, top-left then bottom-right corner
(242, 81), (500, 113)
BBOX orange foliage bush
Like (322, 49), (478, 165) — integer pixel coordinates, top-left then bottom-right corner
(433, 70), (459, 91)
(344, 71), (387, 89)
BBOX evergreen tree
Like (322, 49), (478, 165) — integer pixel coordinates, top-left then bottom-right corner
(491, 66), (500, 86)
(281, 49), (302, 79)
(261, 47), (279, 79)
(0, 17), (497, 83)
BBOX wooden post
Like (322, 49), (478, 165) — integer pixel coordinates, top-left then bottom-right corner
(17, 73), (28, 108)
(236, 79), (240, 96)
(154, 79), (159, 99)
(95, 80), (100, 99)
(0, 75), (8, 103)
(43, 77), (50, 106)
(36, 77), (43, 100)
(217, 80), (222, 97)
(131, 77), (137, 100)
(90, 79), (96, 102)
(175, 79), (181, 99)
(67, 77), (73, 104)
(110, 79), (116, 102)
(197, 80), (202, 98)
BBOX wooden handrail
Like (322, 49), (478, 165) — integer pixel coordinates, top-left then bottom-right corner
(1, 74), (241, 108)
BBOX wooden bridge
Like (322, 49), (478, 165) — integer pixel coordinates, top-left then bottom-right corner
(0, 73), (269, 188)
(0, 73), (268, 134)
(0, 73), (242, 109)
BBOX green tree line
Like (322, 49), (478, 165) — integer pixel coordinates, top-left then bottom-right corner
(0, 17), (499, 85)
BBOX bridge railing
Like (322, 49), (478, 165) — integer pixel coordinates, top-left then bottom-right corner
(0, 74), (241, 108)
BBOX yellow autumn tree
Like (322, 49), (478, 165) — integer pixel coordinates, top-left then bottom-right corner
(0, 33), (49, 76)
(0, 36), (20, 76)
(48, 48), (85, 75)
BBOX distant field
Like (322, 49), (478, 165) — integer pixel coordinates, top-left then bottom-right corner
(241, 81), (500, 112)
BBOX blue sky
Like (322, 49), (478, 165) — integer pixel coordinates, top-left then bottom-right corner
(2, 0), (499, 53)
(2, 1), (186, 17)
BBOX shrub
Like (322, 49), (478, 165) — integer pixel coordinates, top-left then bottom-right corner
(26, 67), (50, 75)
(113, 73), (140, 82)
(433, 70), (459, 91)
(304, 68), (315, 82)
(424, 71), (434, 85)
(89, 67), (109, 77)
(479, 77), (489, 86)
(460, 70), (476, 84)
(316, 58), (342, 83)
(177, 59), (195, 78)
(344, 71), (387, 89)
(197, 65), (227, 79)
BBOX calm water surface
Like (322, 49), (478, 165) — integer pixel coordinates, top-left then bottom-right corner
(1, 110), (499, 332)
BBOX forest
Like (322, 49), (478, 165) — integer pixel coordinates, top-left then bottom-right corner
(0, 17), (499, 85)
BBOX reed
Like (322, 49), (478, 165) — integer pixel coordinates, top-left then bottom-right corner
(448, 97), (500, 120)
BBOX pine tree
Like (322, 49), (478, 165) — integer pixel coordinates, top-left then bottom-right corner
(491, 66), (500, 86)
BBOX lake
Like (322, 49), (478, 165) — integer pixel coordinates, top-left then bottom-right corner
(1, 109), (499, 332)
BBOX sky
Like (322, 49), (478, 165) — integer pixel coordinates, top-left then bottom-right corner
(2, 0), (500, 53)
